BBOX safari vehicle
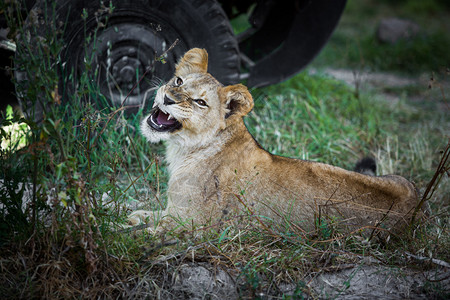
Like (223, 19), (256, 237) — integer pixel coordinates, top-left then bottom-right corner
(0, 0), (346, 117)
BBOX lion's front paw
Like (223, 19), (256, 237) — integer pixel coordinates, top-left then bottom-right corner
(126, 210), (165, 235)
(127, 210), (155, 226)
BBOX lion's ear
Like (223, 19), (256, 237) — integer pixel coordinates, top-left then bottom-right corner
(220, 84), (254, 119)
(175, 48), (208, 77)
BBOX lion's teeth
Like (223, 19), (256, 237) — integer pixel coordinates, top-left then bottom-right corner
(167, 114), (173, 120)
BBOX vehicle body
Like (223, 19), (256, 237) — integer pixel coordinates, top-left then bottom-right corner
(0, 0), (346, 118)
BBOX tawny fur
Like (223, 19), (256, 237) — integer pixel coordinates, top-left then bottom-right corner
(137, 48), (419, 233)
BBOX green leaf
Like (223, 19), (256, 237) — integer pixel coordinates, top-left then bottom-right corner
(218, 226), (232, 244)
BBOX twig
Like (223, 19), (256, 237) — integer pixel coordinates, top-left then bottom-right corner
(138, 240), (178, 263)
(155, 38), (179, 62)
(116, 221), (158, 234)
(412, 139), (450, 223)
(120, 38), (179, 106)
(311, 225), (395, 246)
(368, 201), (395, 242)
(145, 238), (220, 266)
(234, 193), (277, 237)
(404, 251), (450, 268)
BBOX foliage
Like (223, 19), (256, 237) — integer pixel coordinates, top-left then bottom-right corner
(0, 1), (164, 297)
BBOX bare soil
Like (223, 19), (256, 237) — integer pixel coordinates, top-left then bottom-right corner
(151, 258), (448, 299)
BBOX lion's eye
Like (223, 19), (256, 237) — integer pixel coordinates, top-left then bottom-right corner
(175, 77), (183, 86)
(194, 99), (207, 107)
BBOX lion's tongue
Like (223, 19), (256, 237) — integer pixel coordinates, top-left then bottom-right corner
(157, 110), (176, 125)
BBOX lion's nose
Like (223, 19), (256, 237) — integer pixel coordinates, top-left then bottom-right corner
(164, 95), (176, 105)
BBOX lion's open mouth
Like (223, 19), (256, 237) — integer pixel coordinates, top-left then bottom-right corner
(148, 107), (182, 132)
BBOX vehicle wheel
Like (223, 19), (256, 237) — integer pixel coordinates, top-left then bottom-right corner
(15, 0), (239, 121)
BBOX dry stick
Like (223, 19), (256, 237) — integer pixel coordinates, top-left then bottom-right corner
(317, 185), (341, 230)
(311, 225), (395, 246)
(423, 272), (450, 283)
(368, 201), (395, 242)
(404, 251), (450, 268)
(193, 241), (236, 269)
(117, 222), (155, 234)
(120, 38), (180, 107)
(234, 194), (278, 238)
(144, 238), (222, 266)
(118, 212), (246, 235)
(137, 240), (179, 263)
(412, 139), (450, 224)
(175, 212), (250, 237)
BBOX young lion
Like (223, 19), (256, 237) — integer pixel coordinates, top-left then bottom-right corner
(136, 48), (419, 234)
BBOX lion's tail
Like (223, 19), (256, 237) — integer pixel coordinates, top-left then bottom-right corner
(354, 157), (377, 176)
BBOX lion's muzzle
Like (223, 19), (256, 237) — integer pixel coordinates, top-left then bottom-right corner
(148, 107), (182, 132)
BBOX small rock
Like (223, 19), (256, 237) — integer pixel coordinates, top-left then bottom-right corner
(172, 264), (238, 299)
(376, 18), (420, 44)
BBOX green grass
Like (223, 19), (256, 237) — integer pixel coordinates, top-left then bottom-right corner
(247, 73), (380, 168)
(311, 0), (450, 73)
(0, 0), (449, 298)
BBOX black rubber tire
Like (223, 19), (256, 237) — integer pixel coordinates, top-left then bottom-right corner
(15, 0), (239, 121)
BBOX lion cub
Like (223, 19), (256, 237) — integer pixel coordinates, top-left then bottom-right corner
(136, 48), (419, 234)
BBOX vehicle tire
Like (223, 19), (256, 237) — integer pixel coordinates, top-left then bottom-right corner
(15, 0), (239, 121)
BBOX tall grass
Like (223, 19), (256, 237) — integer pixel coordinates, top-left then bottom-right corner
(0, 1), (165, 297)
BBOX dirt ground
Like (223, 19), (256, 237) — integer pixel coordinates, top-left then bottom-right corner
(319, 68), (449, 114)
(145, 258), (448, 299)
